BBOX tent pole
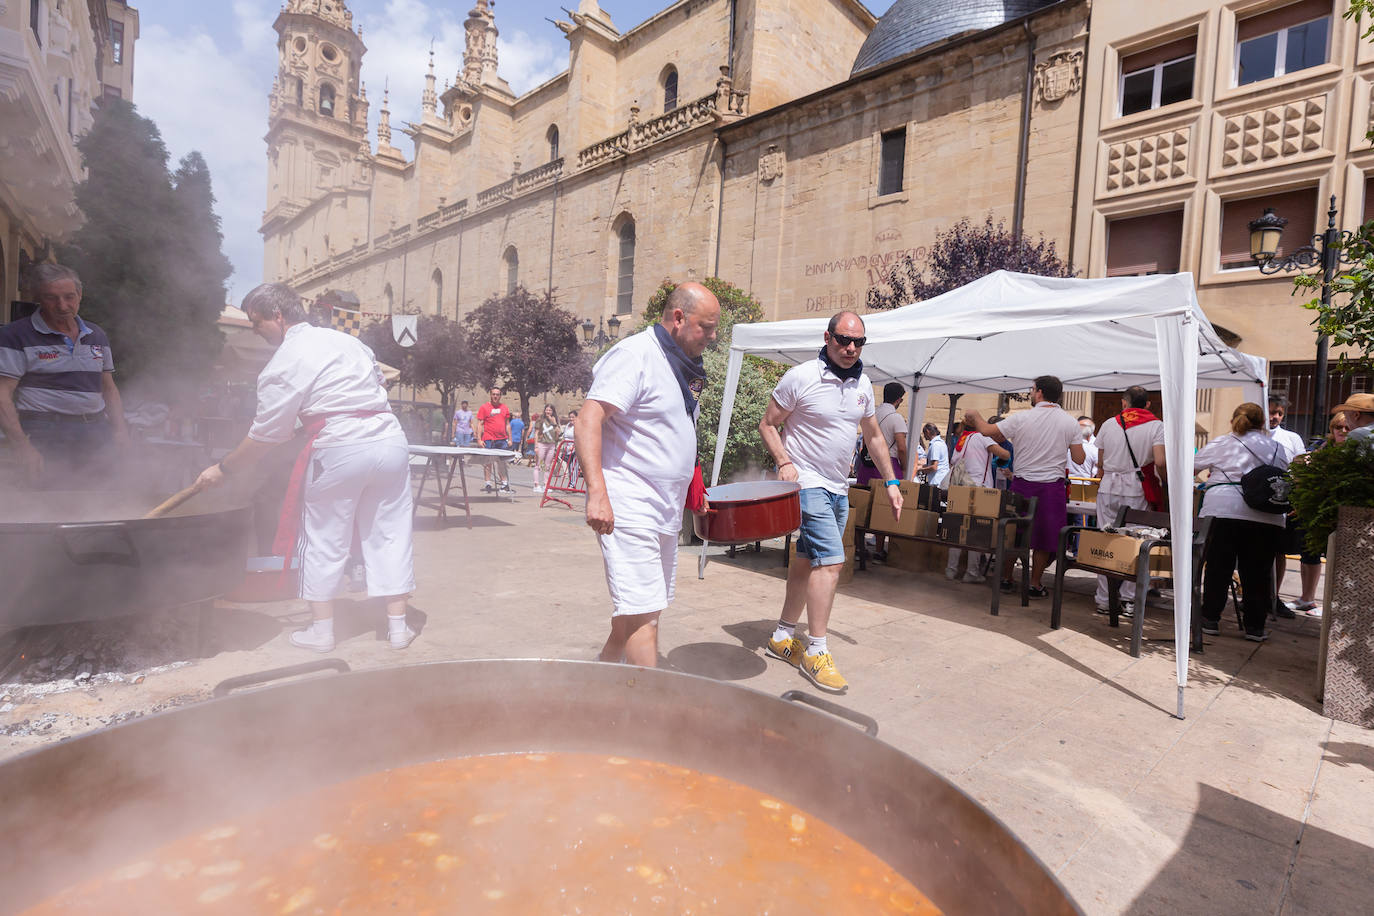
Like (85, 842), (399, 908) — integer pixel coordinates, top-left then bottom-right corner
(1176, 686), (1185, 720)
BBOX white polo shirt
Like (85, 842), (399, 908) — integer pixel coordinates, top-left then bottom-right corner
(586, 329), (698, 535)
(772, 356), (875, 494)
(1269, 425), (1307, 462)
(995, 401), (1081, 483)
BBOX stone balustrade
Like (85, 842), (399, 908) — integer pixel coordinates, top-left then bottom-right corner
(515, 157), (564, 193)
(477, 178), (515, 208)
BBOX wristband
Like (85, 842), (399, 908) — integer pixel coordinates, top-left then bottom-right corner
(777, 461), (793, 470)
(885, 479), (900, 487)
(218, 460), (230, 476)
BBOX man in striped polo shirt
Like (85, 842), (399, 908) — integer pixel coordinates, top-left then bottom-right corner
(0, 263), (129, 481)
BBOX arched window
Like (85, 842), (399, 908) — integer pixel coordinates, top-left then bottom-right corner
(547, 124), (559, 162)
(295, 77), (304, 107)
(503, 246), (518, 294)
(431, 268), (443, 315)
(661, 66), (678, 113)
(615, 217), (635, 315)
(318, 83), (335, 117)
(383, 282), (394, 314)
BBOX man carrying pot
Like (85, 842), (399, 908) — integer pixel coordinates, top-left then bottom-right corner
(759, 310), (903, 693)
(577, 282), (720, 667)
(195, 282), (416, 652)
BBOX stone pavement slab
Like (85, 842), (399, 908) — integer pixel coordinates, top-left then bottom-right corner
(1, 473), (1369, 914)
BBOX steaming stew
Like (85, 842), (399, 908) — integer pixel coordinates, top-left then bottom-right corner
(22, 752), (940, 915)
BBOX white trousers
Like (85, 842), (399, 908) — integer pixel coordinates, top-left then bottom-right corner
(1094, 488), (1149, 606)
(598, 526), (678, 616)
(299, 436), (415, 602)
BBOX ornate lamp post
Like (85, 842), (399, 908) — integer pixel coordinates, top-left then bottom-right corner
(581, 314), (622, 349)
(1248, 194), (1352, 441)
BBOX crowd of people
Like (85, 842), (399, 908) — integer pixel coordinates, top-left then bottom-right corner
(8, 264), (1373, 683)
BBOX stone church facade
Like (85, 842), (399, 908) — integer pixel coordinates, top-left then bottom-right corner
(265, 0), (1374, 438)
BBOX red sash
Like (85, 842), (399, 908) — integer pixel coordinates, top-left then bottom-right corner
(954, 429), (976, 454)
(272, 410), (388, 573)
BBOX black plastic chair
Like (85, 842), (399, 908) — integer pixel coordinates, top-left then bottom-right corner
(1052, 507), (1212, 657)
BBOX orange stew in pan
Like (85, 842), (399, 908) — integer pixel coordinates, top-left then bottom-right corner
(23, 753), (940, 914)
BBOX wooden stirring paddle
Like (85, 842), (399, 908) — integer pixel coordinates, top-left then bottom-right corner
(143, 481), (206, 519)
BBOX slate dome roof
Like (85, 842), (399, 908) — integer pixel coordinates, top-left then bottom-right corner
(852, 0), (1056, 76)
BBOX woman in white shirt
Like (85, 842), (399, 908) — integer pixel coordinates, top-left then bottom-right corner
(1194, 402), (1292, 642)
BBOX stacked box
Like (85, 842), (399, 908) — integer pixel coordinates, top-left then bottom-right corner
(938, 513), (969, 543)
(868, 481), (920, 537)
(947, 485), (1009, 518)
(1070, 479), (1101, 502)
(847, 486), (873, 528)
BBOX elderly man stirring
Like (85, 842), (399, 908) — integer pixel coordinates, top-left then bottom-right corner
(195, 283), (415, 652)
(760, 310), (903, 693)
(0, 264), (130, 482)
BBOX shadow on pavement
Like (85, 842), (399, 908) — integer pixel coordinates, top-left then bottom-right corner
(665, 641), (767, 680)
(1124, 782), (1374, 915)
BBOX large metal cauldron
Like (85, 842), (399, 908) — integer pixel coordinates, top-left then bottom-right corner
(0, 660), (1079, 915)
(694, 480), (801, 545)
(0, 489), (253, 628)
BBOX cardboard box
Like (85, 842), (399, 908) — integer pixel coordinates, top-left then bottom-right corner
(868, 480), (919, 537)
(1076, 530), (1170, 577)
(847, 486), (873, 528)
(947, 485), (1007, 518)
(938, 513), (969, 544)
(1070, 479), (1101, 502)
(914, 483), (943, 512)
(885, 539), (950, 573)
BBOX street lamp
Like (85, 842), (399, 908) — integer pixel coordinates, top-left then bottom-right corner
(581, 314), (622, 348)
(1248, 194), (1353, 441)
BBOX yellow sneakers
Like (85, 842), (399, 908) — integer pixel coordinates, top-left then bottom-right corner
(765, 635), (804, 666)
(799, 651), (848, 692)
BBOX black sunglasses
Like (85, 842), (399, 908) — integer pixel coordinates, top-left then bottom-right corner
(831, 332), (866, 348)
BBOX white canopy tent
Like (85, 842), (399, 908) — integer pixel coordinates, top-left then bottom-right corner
(710, 271), (1268, 719)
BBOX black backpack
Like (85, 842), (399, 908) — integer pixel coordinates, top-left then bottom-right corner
(1236, 437), (1291, 514)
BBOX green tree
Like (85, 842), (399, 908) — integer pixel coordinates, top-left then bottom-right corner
(642, 278), (784, 483)
(361, 314), (482, 433)
(463, 286), (590, 422)
(58, 100), (228, 383)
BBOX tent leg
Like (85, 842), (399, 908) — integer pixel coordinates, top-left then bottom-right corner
(1175, 686), (1185, 720)
(698, 539), (708, 580)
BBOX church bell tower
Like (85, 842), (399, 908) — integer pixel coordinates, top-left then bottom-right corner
(263, 0), (369, 239)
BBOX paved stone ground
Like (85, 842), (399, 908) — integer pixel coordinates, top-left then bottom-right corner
(1, 465), (1370, 914)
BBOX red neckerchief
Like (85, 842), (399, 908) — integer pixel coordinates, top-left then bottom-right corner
(1119, 407), (1159, 429)
(272, 410), (388, 578)
(954, 430), (976, 453)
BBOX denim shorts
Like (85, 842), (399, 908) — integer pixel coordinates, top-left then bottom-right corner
(796, 487), (849, 567)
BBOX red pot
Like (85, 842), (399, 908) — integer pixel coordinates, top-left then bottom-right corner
(694, 481), (801, 545)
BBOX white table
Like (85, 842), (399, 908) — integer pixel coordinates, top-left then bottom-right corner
(408, 445), (518, 528)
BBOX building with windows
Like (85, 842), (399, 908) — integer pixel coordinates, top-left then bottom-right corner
(1074, 0), (1374, 436)
(0, 0), (136, 310)
(268, 0), (1374, 438)
(102, 0), (138, 100)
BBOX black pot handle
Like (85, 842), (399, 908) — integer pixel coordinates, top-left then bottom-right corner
(212, 659), (351, 698)
(56, 522), (141, 567)
(781, 689), (879, 737)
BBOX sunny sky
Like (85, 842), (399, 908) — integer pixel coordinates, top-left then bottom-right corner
(130, 0), (894, 304)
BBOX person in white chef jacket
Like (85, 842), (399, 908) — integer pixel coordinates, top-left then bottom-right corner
(196, 283), (416, 652)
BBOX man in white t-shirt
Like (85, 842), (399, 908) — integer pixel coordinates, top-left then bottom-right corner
(945, 423), (1011, 582)
(1267, 395), (1309, 617)
(576, 283), (720, 667)
(758, 311), (903, 693)
(1092, 386), (1167, 616)
(964, 375), (1084, 598)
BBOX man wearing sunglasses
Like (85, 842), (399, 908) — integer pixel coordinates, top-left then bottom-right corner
(758, 311), (903, 692)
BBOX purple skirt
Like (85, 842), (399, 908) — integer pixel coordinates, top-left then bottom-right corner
(1011, 477), (1068, 553)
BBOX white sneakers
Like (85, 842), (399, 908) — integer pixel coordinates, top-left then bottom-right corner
(289, 627), (335, 653)
(288, 620), (417, 652)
